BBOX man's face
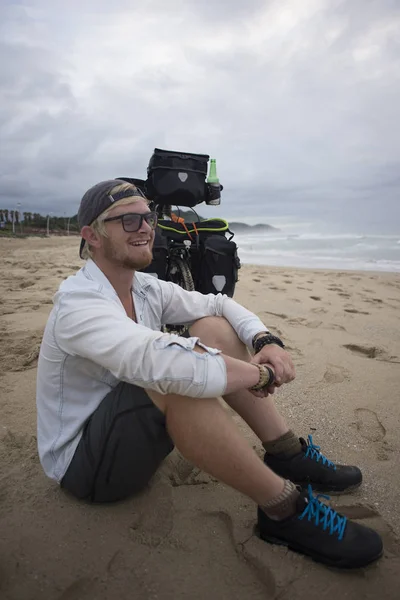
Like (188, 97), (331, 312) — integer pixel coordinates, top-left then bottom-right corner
(100, 200), (156, 271)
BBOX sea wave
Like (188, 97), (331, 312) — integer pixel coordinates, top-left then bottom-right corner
(233, 231), (400, 272)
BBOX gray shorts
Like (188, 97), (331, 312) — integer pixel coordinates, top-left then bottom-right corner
(61, 382), (174, 503)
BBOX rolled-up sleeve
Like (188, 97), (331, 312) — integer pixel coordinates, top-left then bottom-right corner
(54, 290), (227, 398)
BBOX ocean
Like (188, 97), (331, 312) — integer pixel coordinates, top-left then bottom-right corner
(233, 232), (400, 273)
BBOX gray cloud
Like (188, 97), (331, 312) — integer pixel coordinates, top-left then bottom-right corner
(0, 0), (399, 232)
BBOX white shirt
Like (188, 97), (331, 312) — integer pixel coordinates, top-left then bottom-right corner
(36, 259), (268, 482)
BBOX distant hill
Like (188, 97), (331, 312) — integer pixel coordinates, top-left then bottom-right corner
(228, 222), (279, 233)
(168, 210), (278, 233)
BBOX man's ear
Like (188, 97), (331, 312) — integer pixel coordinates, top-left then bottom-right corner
(81, 225), (102, 250)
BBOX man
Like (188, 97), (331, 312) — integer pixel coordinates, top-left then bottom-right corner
(36, 179), (383, 569)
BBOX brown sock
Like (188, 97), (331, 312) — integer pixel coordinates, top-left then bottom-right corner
(260, 479), (300, 521)
(262, 430), (302, 457)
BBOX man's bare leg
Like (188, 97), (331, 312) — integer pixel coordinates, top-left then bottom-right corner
(189, 317), (290, 443)
(147, 389), (285, 506)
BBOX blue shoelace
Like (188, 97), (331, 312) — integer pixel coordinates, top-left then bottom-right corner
(304, 435), (336, 470)
(298, 485), (347, 540)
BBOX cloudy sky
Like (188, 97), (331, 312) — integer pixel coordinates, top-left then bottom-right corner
(1, 0), (399, 233)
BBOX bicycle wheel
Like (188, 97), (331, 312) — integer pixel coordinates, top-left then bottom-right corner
(168, 256), (195, 291)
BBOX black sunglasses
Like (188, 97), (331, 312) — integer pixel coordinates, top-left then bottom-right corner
(103, 211), (158, 233)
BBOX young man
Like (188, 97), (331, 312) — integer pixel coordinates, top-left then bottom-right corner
(36, 179), (383, 569)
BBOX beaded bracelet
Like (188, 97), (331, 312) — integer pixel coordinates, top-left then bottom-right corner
(250, 364), (275, 391)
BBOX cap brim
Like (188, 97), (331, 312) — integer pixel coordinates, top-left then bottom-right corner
(79, 238), (86, 258)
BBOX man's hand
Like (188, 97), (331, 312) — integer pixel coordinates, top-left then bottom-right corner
(252, 344), (295, 386)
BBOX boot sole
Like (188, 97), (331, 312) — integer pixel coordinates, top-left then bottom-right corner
(294, 480), (362, 495)
(259, 530), (383, 569)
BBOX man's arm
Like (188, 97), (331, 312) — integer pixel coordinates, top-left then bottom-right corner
(157, 280), (269, 349)
(54, 290), (262, 399)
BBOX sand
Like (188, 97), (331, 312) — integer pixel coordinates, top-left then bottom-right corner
(0, 235), (400, 600)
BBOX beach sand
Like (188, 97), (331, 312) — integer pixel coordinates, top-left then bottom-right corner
(1, 236), (400, 599)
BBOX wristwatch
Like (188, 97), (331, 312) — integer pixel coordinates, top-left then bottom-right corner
(253, 333), (285, 354)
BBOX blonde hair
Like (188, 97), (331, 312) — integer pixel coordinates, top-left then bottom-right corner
(81, 181), (149, 259)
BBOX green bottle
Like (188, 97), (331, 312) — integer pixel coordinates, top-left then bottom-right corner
(206, 158), (221, 205)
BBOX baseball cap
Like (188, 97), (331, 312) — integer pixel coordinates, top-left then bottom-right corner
(77, 179), (146, 258)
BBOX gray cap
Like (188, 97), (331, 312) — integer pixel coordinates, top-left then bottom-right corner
(78, 179), (145, 258)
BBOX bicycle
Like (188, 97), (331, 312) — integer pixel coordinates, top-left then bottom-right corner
(151, 203), (198, 292)
(149, 203), (200, 335)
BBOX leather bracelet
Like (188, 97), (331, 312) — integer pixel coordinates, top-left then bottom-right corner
(252, 331), (269, 348)
(250, 364), (275, 391)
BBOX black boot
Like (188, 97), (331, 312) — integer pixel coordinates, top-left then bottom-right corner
(264, 435), (362, 493)
(258, 485), (383, 569)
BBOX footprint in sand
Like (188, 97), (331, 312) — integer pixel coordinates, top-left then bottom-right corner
(338, 292), (351, 298)
(310, 296), (321, 301)
(18, 280), (36, 290)
(343, 344), (381, 359)
(363, 298), (384, 304)
(344, 308), (370, 315)
(252, 278), (261, 283)
(354, 408), (394, 461)
(328, 286), (344, 292)
(354, 408), (386, 442)
(323, 364), (350, 384)
(343, 343), (400, 364)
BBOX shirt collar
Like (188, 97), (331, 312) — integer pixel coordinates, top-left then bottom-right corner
(83, 259), (134, 294)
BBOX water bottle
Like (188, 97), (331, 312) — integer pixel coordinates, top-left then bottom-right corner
(206, 158), (221, 205)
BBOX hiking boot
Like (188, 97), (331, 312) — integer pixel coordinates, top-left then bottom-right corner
(258, 485), (383, 569)
(264, 435), (362, 493)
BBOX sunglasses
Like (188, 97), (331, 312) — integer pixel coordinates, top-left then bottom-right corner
(103, 211), (158, 233)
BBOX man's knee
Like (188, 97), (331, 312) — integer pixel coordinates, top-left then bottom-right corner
(189, 316), (249, 359)
(189, 316), (234, 343)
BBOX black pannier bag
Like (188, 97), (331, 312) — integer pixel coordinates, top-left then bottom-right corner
(140, 228), (169, 280)
(195, 235), (241, 297)
(146, 148), (210, 207)
(156, 218), (241, 297)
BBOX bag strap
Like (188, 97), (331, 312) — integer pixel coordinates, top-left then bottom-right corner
(158, 218), (229, 236)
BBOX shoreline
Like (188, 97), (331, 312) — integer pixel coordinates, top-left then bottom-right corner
(1, 234), (400, 275)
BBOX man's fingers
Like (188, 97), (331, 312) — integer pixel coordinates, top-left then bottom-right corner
(268, 360), (284, 384)
(252, 353), (262, 365)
